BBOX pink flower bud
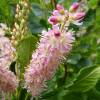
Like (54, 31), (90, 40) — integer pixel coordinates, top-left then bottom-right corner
(69, 2), (79, 12)
(53, 25), (61, 37)
(56, 4), (65, 14)
(53, 10), (60, 16)
(48, 16), (58, 25)
(75, 12), (85, 20)
(56, 4), (64, 11)
(54, 31), (61, 37)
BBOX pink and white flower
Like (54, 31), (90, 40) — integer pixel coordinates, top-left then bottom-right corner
(24, 26), (74, 96)
(0, 24), (18, 93)
(0, 34), (15, 68)
(0, 65), (18, 93)
(24, 2), (85, 96)
(69, 2), (79, 12)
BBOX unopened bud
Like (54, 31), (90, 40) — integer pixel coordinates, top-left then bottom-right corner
(56, 4), (65, 14)
(48, 16), (58, 25)
(14, 41), (18, 46)
(56, 4), (64, 11)
(14, 23), (19, 30)
(24, 2), (28, 7)
(75, 12), (85, 20)
(16, 4), (20, 13)
(69, 2), (79, 12)
(54, 31), (60, 37)
(11, 36), (15, 40)
(15, 14), (19, 19)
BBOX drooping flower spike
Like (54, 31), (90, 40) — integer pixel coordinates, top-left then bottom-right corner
(0, 65), (18, 93)
(0, 24), (18, 94)
(0, 24), (15, 68)
(24, 2), (86, 96)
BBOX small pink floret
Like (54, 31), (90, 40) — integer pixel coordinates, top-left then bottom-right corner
(70, 2), (79, 11)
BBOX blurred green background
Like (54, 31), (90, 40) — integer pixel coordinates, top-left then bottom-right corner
(0, 0), (100, 100)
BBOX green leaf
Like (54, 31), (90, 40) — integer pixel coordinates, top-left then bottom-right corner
(86, 88), (100, 100)
(0, 0), (18, 26)
(16, 35), (37, 73)
(28, 12), (44, 33)
(83, 9), (96, 27)
(31, 3), (43, 17)
(67, 66), (100, 92)
(67, 53), (81, 65)
(61, 92), (86, 100)
(88, 0), (98, 9)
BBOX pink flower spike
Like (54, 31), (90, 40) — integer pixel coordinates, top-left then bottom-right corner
(48, 16), (58, 25)
(0, 66), (18, 93)
(24, 28), (74, 96)
(75, 12), (85, 20)
(69, 2), (79, 12)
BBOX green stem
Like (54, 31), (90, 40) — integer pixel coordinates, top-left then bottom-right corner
(25, 93), (29, 100)
(61, 16), (68, 32)
(51, 0), (57, 9)
(62, 63), (68, 83)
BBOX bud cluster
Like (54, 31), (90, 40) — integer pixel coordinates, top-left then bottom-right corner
(48, 2), (85, 26)
(11, 0), (30, 46)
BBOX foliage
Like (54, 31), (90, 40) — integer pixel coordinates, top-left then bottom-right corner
(0, 0), (100, 100)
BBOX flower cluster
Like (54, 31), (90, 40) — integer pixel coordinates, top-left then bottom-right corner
(48, 2), (85, 26)
(0, 65), (18, 93)
(0, 24), (15, 67)
(0, 24), (18, 93)
(24, 2), (86, 96)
